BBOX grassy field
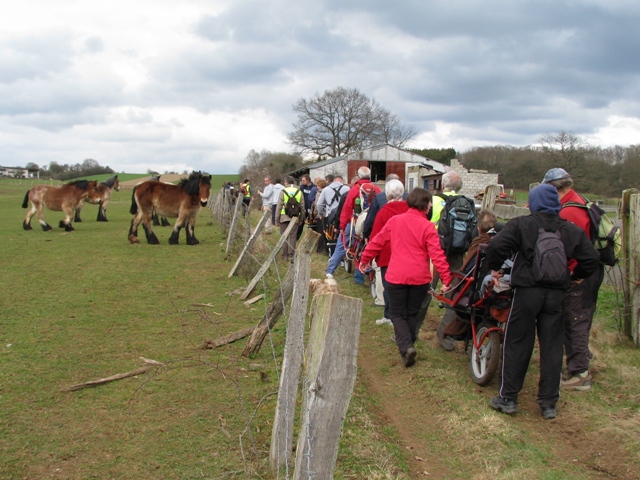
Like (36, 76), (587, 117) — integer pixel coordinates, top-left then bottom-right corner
(0, 180), (403, 479)
(2, 179), (640, 479)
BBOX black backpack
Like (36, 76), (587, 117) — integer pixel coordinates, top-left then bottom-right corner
(436, 194), (478, 255)
(562, 194), (621, 266)
(283, 189), (302, 217)
(326, 187), (349, 229)
(531, 217), (569, 285)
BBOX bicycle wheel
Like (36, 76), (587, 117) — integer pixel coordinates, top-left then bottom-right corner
(469, 324), (501, 386)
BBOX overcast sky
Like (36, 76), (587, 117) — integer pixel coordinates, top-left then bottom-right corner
(2, 0), (640, 174)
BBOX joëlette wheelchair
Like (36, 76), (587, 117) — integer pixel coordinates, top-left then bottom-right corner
(432, 244), (512, 385)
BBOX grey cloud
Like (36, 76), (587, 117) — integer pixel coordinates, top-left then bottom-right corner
(0, 32), (74, 83)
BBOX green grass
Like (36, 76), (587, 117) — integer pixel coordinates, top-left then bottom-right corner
(2, 180), (639, 479)
(1, 182), (404, 479)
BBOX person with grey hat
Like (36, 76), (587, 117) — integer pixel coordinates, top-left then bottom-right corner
(486, 184), (599, 420)
(543, 167), (605, 391)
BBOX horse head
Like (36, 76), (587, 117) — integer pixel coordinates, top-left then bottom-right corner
(85, 180), (103, 204)
(110, 175), (120, 192)
(198, 173), (212, 207)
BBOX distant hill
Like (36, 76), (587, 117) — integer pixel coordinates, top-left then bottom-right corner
(72, 173), (239, 190)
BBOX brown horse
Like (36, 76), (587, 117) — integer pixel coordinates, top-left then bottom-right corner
(128, 171), (212, 245)
(74, 175), (121, 222)
(149, 175), (171, 227)
(22, 180), (102, 231)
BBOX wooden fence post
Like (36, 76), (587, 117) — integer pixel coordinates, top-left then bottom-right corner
(226, 197), (244, 254)
(269, 229), (319, 473)
(241, 228), (319, 357)
(621, 189), (639, 339)
(228, 209), (270, 278)
(482, 184), (500, 211)
(239, 218), (299, 300)
(292, 293), (362, 480)
(623, 191), (640, 346)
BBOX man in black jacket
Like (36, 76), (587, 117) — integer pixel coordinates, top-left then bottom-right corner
(487, 184), (599, 420)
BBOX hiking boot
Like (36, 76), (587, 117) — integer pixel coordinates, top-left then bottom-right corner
(375, 317), (392, 326)
(403, 348), (417, 368)
(436, 324), (455, 351)
(326, 273), (334, 279)
(490, 396), (518, 414)
(541, 405), (557, 420)
(561, 371), (592, 391)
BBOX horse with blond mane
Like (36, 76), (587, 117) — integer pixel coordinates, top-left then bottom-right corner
(22, 180), (102, 231)
(128, 171), (212, 245)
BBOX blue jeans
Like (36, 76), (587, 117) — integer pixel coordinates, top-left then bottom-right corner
(326, 230), (348, 275)
(326, 225), (365, 284)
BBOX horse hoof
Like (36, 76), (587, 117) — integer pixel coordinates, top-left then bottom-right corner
(23, 222), (32, 230)
(65, 225), (75, 232)
(128, 236), (140, 244)
(42, 224), (52, 231)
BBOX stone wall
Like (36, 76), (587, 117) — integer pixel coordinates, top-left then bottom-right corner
(449, 159), (499, 197)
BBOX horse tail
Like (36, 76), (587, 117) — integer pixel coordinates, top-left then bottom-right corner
(22, 190), (30, 208)
(130, 186), (138, 215)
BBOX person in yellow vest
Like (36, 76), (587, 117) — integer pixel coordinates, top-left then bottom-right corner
(240, 179), (251, 216)
(275, 176), (305, 260)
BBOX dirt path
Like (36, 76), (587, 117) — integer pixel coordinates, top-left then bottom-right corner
(356, 311), (638, 479)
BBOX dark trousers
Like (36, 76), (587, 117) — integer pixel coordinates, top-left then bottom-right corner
(242, 197), (250, 216)
(433, 251), (464, 333)
(563, 265), (604, 376)
(387, 282), (431, 356)
(499, 286), (566, 407)
(271, 205), (277, 225)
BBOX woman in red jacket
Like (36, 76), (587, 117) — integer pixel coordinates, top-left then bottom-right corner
(360, 188), (452, 367)
(369, 179), (409, 325)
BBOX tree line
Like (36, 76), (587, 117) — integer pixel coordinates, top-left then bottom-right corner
(458, 132), (640, 197)
(29, 159), (115, 181)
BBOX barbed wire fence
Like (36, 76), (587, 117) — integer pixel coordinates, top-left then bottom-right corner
(208, 192), (363, 479)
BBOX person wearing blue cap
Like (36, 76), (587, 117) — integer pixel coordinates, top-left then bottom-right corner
(486, 184), (599, 420)
(544, 167), (605, 392)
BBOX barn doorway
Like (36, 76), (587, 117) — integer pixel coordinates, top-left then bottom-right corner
(369, 161), (387, 182)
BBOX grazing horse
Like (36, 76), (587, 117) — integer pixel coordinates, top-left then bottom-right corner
(22, 180), (102, 231)
(128, 171), (212, 245)
(74, 175), (121, 222)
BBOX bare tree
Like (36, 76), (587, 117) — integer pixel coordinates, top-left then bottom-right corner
(288, 87), (416, 158)
(539, 131), (592, 174)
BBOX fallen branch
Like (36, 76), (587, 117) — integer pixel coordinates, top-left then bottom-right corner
(62, 358), (165, 392)
(201, 327), (256, 349)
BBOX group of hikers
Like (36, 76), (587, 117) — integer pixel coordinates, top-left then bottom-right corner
(237, 165), (608, 420)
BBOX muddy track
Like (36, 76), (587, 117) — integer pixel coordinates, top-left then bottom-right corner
(356, 313), (637, 479)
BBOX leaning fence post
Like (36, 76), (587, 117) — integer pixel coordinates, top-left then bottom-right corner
(292, 293), (362, 480)
(269, 228), (319, 473)
(228, 209), (271, 277)
(226, 198), (244, 254)
(241, 228), (318, 357)
(239, 218), (299, 300)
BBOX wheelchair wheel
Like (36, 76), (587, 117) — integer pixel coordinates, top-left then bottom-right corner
(343, 258), (353, 274)
(370, 272), (377, 299)
(469, 324), (500, 386)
